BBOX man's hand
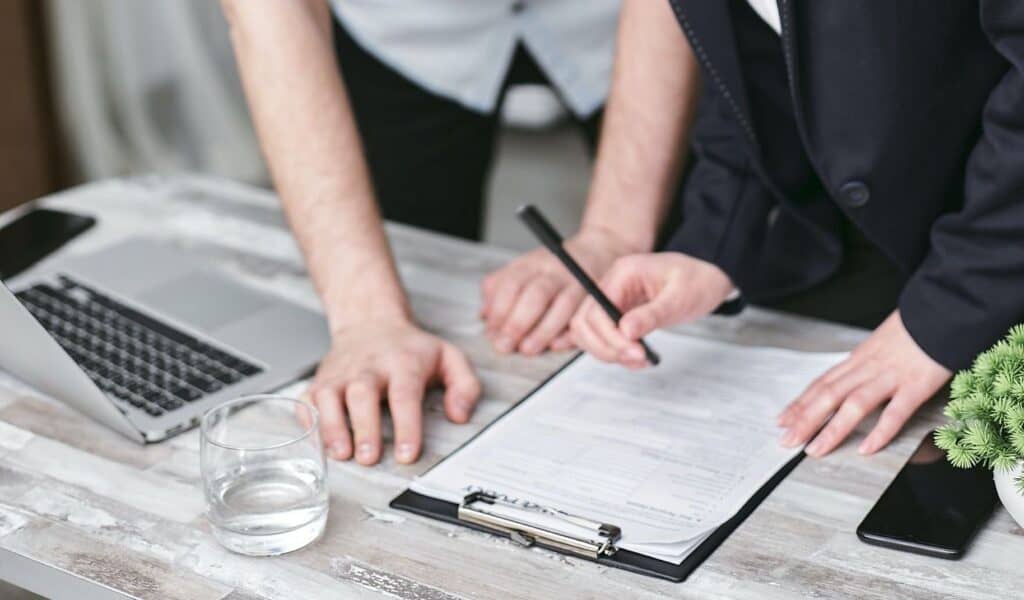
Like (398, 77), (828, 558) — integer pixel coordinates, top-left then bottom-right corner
(480, 227), (641, 356)
(778, 311), (951, 457)
(304, 319), (481, 466)
(479, 0), (705, 357)
(569, 252), (734, 369)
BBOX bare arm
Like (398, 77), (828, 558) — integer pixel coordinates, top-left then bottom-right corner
(581, 0), (701, 249)
(222, 0), (406, 331)
(481, 0), (702, 354)
(223, 0), (479, 466)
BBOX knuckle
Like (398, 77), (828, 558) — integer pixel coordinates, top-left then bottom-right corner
(347, 379), (376, 399)
(390, 392), (420, 407)
(882, 402), (911, 423)
(815, 383), (839, 406)
(312, 386), (340, 405)
(353, 368), (376, 382)
(395, 349), (425, 369)
(845, 393), (875, 415)
(585, 305), (610, 327)
(502, 318), (527, 338)
(616, 254), (640, 269)
(527, 281), (554, 301)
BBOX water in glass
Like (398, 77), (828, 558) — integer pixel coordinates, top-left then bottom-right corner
(201, 395), (327, 556)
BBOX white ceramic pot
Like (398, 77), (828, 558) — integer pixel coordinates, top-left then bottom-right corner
(993, 461), (1024, 528)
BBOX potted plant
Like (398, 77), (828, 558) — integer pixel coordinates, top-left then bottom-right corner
(935, 324), (1024, 527)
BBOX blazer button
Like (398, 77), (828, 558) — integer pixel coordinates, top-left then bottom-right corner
(839, 181), (870, 208)
(511, 1), (526, 13)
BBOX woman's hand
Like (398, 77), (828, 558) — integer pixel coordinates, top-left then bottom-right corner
(569, 252), (734, 369)
(778, 310), (951, 457)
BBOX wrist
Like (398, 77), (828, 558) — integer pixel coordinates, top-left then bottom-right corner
(327, 301), (412, 338)
(320, 272), (412, 336)
(576, 220), (653, 255)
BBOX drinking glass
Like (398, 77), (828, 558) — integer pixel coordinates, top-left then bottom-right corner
(200, 395), (328, 556)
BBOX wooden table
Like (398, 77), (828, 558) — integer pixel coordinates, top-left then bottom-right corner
(1, 175), (1021, 599)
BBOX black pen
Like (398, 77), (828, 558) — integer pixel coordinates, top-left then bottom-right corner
(516, 204), (660, 366)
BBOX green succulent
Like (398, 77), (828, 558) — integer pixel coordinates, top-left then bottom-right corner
(937, 324), (1024, 494)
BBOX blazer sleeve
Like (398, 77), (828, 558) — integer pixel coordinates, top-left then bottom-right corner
(664, 84), (775, 287)
(899, 0), (1024, 370)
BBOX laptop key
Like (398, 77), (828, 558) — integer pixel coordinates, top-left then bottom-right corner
(172, 385), (202, 402)
(143, 404), (164, 416)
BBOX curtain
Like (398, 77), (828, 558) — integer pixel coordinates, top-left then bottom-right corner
(46, 0), (267, 184)
(44, 1), (567, 186)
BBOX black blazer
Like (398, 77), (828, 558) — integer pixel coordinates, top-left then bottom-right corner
(665, 0), (1024, 369)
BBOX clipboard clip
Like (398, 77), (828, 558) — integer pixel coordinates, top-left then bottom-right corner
(458, 490), (622, 559)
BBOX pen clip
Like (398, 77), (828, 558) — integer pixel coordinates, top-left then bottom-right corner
(458, 490), (621, 559)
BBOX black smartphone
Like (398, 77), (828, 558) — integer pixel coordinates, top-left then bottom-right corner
(857, 430), (997, 558)
(0, 207), (96, 280)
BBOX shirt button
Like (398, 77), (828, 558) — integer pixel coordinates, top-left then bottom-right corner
(838, 180), (870, 208)
(511, 1), (526, 14)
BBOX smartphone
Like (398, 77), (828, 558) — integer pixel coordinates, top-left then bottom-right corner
(0, 208), (96, 280)
(857, 430), (997, 558)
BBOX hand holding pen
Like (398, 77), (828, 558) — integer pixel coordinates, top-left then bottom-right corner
(517, 205), (661, 367)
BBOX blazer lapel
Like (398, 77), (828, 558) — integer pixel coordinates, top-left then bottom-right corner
(668, 0), (759, 149)
(777, 0), (811, 145)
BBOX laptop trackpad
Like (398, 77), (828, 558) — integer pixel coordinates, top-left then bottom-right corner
(135, 270), (270, 331)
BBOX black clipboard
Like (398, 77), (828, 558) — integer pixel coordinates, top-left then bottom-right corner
(390, 355), (805, 583)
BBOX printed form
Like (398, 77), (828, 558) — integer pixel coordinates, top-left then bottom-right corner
(411, 331), (846, 563)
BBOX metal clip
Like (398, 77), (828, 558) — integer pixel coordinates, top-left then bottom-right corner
(457, 490), (621, 559)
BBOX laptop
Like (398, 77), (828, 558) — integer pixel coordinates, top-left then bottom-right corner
(0, 238), (330, 443)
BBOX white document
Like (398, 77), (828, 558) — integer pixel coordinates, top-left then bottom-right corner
(411, 330), (846, 563)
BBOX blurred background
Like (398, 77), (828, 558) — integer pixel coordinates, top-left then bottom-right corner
(2, 0), (593, 252)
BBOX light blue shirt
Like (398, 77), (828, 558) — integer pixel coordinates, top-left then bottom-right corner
(329, 0), (621, 117)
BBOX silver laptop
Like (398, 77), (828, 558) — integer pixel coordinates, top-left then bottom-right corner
(0, 238), (329, 443)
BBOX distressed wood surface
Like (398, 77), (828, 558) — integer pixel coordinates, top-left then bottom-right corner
(1, 175), (1021, 599)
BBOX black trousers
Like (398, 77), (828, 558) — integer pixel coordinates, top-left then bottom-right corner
(758, 222), (907, 330)
(333, 19), (602, 241)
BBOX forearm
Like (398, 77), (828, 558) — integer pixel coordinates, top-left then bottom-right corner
(581, 0), (701, 251)
(223, 0), (409, 333)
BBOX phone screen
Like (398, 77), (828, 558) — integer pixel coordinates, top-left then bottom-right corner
(857, 430), (997, 558)
(0, 208), (96, 280)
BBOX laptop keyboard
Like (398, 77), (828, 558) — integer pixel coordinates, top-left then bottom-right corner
(15, 276), (263, 417)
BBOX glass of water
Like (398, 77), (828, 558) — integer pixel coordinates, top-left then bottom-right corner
(200, 395), (328, 556)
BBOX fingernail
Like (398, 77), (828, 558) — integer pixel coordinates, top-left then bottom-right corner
(356, 442), (375, 461)
(805, 439), (822, 456)
(329, 442), (350, 460)
(780, 430), (799, 447)
(625, 346), (644, 361)
(396, 442), (416, 463)
(858, 440), (872, 455)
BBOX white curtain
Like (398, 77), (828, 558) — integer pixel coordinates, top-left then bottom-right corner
(46, 0), (267, 184)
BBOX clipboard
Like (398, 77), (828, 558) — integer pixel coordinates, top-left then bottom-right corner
(390, 356), (806, 583)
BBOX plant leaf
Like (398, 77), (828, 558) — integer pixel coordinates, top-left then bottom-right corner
(934, 425), (962, 451)
(947, 445), (979, 469)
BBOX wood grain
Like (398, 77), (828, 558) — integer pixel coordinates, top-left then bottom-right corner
(0, 175), (1020, 599)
